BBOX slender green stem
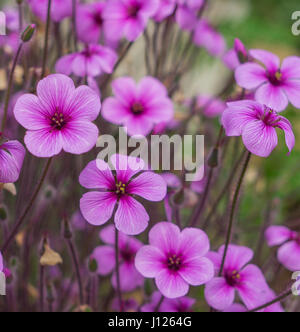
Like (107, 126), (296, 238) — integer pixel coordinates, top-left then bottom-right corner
(1, 158), (53, 253)
(41, 0), (52, 78)
(115, 229), (123, 312)
(1, 43), (23, 132)
(247, 289), (292, 312)
(219, 151), (251, 276)
(72, 0), (78, 51)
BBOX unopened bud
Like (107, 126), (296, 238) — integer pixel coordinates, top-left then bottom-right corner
(21, 24), (36, 42)
(208, 147), (219, 168)
(88, 257), (98, 273)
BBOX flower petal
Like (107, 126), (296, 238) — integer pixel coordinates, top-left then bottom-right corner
(112, 77), (137, 105)
(235, 63), (267, 89)
(80, 191), (116, 226)
(276, 117), (295, 155)
(281, 56), (300, 79)
(114, 196), (149, 235)
(179, 228), (210, 259)
(250, 49), (280, 72)
(282, 80), (300, 109)
(127, 171), (167, 201)
(242, 119), (278, 157)
(101, 97), (131, 124)
(218, 245), (254, 272)
(265, 226), (294, 246)
(112, 262), (144, 292)
(61, 121), (99, 155)
(92, 245), (116, 275)
(155, 269), (189, 299)
(55, 54), (76, 76)
(255, 83), (288, 112)
(204, 277), (235, 310)
(277, 241), (300, 271)
(179, 257), (214, 286)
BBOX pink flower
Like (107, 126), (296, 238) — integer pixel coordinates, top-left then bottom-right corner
(103, 0), (159, 41)
(177, 0), (204, 8)
(204, 245), (269, 310)
(223, 38), (249, 70)
(222, 100), (295, 157)
(265, 226), (300, 271)
(193, 19), (226, 57)
(92, 225), (144, 291)
(55, 44), (117, 78)
(135, 222), (214, 298)
(28, 0), (72, 22)
(141, 291), (195, 312)
(0, 139), (25, 183)
(102, 77), (174, 136)
(76, 2), (109, 44)
(0, 251), (3, 272)
(79, 154), (167, 235)
(14, 74), (101, 158)
(235, 50), (300, 111)
(197, 95), (226, 118)
(176, 5), (198, 31)
(153, 0), (176, 22)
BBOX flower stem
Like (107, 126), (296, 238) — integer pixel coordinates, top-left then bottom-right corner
(39, 265), (45, 312)
(41, 0), (52, 78)
(115, 229), (124, 312)
(219, 151), (251, 276)
(247, 289), (292, 312)
(1, 43), (23, 133)
(1, 158), (53, 254)
(72, 0), (78, 51)
(154, 295), (164, 312)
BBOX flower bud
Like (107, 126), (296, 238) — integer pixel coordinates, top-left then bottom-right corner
(88, 257), (98, 273)
(21, 24), (36, 42)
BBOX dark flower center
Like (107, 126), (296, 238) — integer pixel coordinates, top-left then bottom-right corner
(267, 70), (283, 86)
(121, 248), (134, 263)
(127, 5), (141, 18)
(260, 107), (281, 127)
(115, 181), (127, 196)
(167, 254), (182, 271)
(225, 270), (241, 287)
(93, 13), (103, 26)
(131, 102), (144, 114)
(51, 112), (65, 130)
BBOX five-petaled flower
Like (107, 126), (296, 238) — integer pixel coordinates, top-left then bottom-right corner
(222, 100), (295, 157)
(92, 225), (144, 291)
(79, 154), (167, 235)
(0, 138), (25, 184)
(235, 50), (300, 111)
(135, 222), (214, 298)
(102, 76), (174, 136)
(14, 74), (101, 158)
(204, 244), (270, 311)
(265, 225), (300, 271)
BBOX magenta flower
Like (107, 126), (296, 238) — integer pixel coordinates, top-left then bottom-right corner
(197, 95), (226, 118)
(103, 0), (159, 42)
(102, 77), (174, 136)
(0, 139), (25, 184)
(223, 38), (249, 70)
(14, 74), (101, 158)
(177, 0), (204, 8)
(176, 5), (198, 31)
(153, 0), (176, 22)
(135, 222), (214, 298)
(92, 225), (144, 291)
(28, 0), (72, 22)
(204, 245), (269, 311)
(76, 2), (109, 44)
(0, 251), (3, 272)
(141, 291), (195, 312)
(79, 154), (167, 235)
(235, 50), (300, 111)
(55, 44), (117, 78)
(193, 19), (226, 57)
(265, 226), (300, 271)
(222, 100), (295, 157)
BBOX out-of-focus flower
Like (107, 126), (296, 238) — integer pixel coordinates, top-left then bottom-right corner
(14, 74), (101, 157)
(223, 39), (249, 70)
(4, 7), (19, 32)
(135, 222), (214, 298)
(193, 19), (226, 57)
(55, 44), (117, 78)
(205, 244), (270, 311)
(28, 0), (73, 22)
(175, 5), (198, 31)
(102, 77), (174, 136)
(92, 225), (144, 291)
(141, 291), (195, 312)
(222, 100), (295, 157)
(177, 0), (204, 8)
(0, 139), (25, 184)
(235, 50), (300, 111)
(153, 0), (176, 22)
(79, 154), (167, 235)
(265, 226), (300, 271)
(76, 1), (109, 44)
(197, 95), (226, 118)
(103, 0), (159, 42)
